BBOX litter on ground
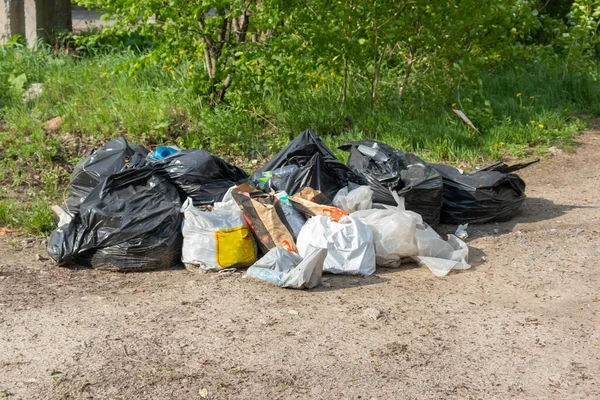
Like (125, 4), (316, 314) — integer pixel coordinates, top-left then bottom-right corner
(47, 129), (536, 286)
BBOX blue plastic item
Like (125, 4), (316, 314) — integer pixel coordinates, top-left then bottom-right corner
(152, 146), (180, 160)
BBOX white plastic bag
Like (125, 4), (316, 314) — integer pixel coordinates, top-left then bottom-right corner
(351, 207), (418, 267)
(296, 215), (376, 275)
(413, 224), (470, 277)
(333, 185), (373, 213)
(181, 198), (256, 271)
(244, 246), (327, 289)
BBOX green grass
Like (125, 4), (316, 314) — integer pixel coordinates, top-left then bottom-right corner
(0, 44), (598, 235)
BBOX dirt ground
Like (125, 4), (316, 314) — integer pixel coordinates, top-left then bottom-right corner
(1, 131), (599, 400)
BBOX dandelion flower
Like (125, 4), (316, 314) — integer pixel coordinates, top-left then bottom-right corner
(315, 83), (319, 89)
(330, 72), (335, 77)
(162, 65), (167, 69)
(500, 142), (505, 146)
(102, 72), (107, 77)
(538, 124), (544, 129)
(179, 50), (185, 55)
(451, 103), (456, 108)
(173, 58), (178, 63)
(516, 93), (522, 97)
(259, 60), (263, 64)
(89, 62), (93, 66)
(189, 65), (194, 69)
(322, 77), (327, 81)
(529, 95), (535, 99)
(530, 120), (535, 124)
(188, 71), (193, 77)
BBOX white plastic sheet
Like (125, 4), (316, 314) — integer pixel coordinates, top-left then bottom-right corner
(413, 224), (470, 277)
(296, 215), (376, 275)
(333, 186), (373, 213)
(181, 197), (256, 271)
(244, 246), (327, 289)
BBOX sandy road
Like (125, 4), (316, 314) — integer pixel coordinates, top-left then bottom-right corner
(1, 131), (599, 399)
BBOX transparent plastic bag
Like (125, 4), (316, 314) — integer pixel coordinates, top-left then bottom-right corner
(244, 246), (327, 289)
(296, 215), (376, 275)
(413, 224), (470, 277)
(181, 197), (256, 271)
(333, 185), (373, 213)
(351, 206), (418, 267)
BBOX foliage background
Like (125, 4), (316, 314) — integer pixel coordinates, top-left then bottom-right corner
(1, 0), (600, 233)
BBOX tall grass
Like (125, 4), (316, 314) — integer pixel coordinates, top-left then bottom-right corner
(0, 45), (598, 234)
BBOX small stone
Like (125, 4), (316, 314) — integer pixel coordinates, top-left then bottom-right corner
(288, 309), (299, 315)
(575, 228), (584, 234)
(493, 229), (499, 234)
(251, 159), (258, 165)
(35, 254), (47, 262)
(547, 146), (563, 155)
(363, 308), (382, 320)
(332, 307), (350, 313)
(24, 237), (35, 244)
(549, 229), (557, 234)
(199, 388), (208, 398)
(480, 256), (487, 262)
(46, 116), (63, 132)
(321, 282), (331, 288)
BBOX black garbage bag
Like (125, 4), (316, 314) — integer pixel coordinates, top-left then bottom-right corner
(48, 168), (183, 271)
(339, 140), (443, 225)
(431, 160), (538, 224)
(254, 129), (365, 200)
(153, 150), (249, 206)
(63, 138), (150, 214)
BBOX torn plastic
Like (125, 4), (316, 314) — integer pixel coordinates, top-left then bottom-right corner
(47, 168), (183, 271)
(254, 129), (366, 200)
(339, 140), (443, 225)
(333, 186), (373, 213)
(431, 160), (538, 224)
(63, 138), (149, 214)
(413, 224), (470, 277)
(244, 246), (327, 289)
(153, 149), (249, 206)
(181, 197), (256, 271)
(296, 215), (376, 275)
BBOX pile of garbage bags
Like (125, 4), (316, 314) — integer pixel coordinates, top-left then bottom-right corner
(47, 130), (536, 288)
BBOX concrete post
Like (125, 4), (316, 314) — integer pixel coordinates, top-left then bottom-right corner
(24, 0), (72, 45)
(1, 0), (71, 45)
(0, 0), (24, 43)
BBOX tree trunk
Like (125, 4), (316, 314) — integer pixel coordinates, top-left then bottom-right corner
(342, 56), (348, 105)
(197, 7), (250, 105)
(398, 46), (415, 101)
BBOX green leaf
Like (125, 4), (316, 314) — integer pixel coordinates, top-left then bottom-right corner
(8, 73), (27, 91)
